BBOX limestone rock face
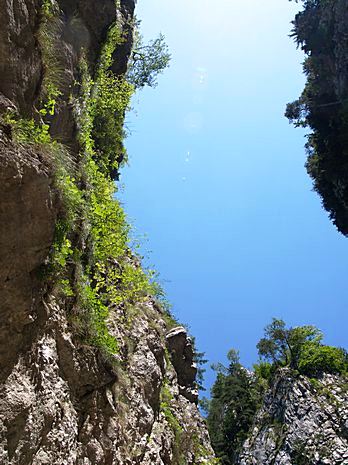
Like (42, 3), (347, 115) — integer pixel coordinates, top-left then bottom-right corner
(238, 369), (348, 465)
(0, 295), (214, 464)
(0, 0), (215, 463)
(0, 0), (41, 115)
(0, 129), (57, 383)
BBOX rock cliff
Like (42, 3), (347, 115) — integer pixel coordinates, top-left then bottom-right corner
(238, 370), (348, 465)
(0, 0), (215, 464)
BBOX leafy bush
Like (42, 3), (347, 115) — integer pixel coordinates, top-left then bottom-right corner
(298, 344), (348, 377)
(85, 24), (135, 179)
(253, 361), (274, 384)
(4, 116), (51, 145)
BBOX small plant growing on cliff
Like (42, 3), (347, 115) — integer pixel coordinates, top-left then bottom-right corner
(127, 27), (171, 89)
(160, 383), (185, 464)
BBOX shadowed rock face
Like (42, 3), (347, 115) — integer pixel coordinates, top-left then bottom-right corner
(166, 327), (198, 404)
(0, 0), (134, 146)
(0, 128), (57, 383)
(0, 0), (41, 115)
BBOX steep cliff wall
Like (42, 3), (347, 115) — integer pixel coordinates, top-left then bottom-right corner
(238, 370), (348, 465)
(0, 0), (215, 464)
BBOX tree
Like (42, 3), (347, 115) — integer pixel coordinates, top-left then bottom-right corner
(257, 318), (348, 376)
(286, 0), (348, 235)
(191, 336), (208, 392)
(127, 30), (171, 89)
(206, 350), (263, 465)
(257, 318), (323, 369)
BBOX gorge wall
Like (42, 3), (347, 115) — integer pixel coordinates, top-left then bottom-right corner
(0, 0), (215, 464)
(238, 370), (348, 465)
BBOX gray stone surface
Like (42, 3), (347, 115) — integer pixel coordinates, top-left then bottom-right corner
(238, 369), (348, 465)
(166, 327), (198, 403)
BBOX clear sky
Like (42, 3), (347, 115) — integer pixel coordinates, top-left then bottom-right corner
(119, 0), (348, 391)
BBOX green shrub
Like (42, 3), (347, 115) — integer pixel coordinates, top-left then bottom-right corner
(253, 361), (274, 385)
(298, 344), (348, 377)
(78, 281), (119, 354)
(91, 24), (134, 178)
(4, 116), (51, 145)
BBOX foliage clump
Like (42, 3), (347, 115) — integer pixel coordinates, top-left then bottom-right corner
(127, 25), (171, 89)
(90, 24), (134, 179)
(257, 318), (348, 377)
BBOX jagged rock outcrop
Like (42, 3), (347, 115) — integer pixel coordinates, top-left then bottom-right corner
(0, 294), (214, 464)
(0, 0), (215, 463)
(238, 369), (348, 465)
(166, 327), (198, 404)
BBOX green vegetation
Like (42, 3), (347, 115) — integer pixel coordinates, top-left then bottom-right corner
(47, 22), (162, 354)
(206, 319), (347, 464)
(299, 343), (348, 377)
(2, 2), (173, 359)
(90, 24), (134, 178)
(257, 318), (348, 377)
(286, 0), (348, 235)
(160, 383), (185, 465)
(204, 350), (265, 465)
(127, 24), (171, 89)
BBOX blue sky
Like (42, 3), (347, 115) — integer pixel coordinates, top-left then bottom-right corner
(119, 0), (348, 390)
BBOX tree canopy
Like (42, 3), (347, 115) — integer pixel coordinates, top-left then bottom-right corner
(286, 0), (348, 235)
(257, 318), (347, 376)
(205, 350), (265, 465)
(127, 30), (171, 89)
(257, 318), (322, 369)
